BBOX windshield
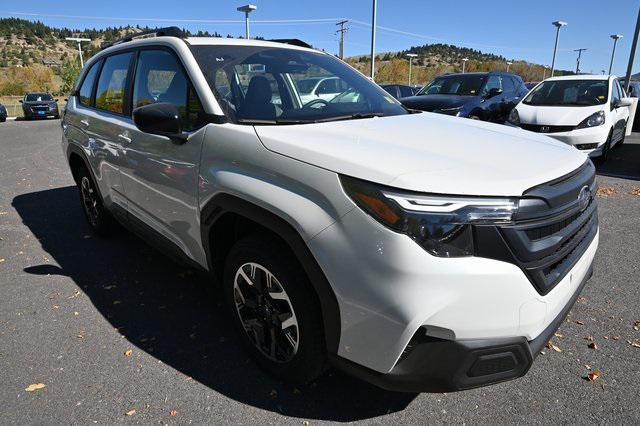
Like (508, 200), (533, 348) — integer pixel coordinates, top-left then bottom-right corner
(190, 45), (407, 124)
(523, 79), (608, 106)
(417, 74), (486, 96)
(25, 93), (53, 102)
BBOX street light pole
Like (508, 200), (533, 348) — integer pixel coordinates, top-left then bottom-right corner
(237, 4), (257, 39)
(574, 48), (587, 74)
(65, 37), (91, 68)
(461, 57), (468, 73)
(609, 34), (623, 75)
(550, 21), (567, 77)
(369, 0), (377, 80)
(624, 7), (640, 94)
(406, 53), (418, 85)
(506, 61), (512, 72)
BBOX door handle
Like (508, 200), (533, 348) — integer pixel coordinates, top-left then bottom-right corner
(80, 119), (89, 127)
(118, 133), (132, 144)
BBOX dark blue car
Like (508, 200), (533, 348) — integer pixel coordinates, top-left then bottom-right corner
(400, 72), (529, 123)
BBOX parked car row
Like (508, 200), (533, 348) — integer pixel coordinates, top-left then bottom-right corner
(0, 92), (60, 123)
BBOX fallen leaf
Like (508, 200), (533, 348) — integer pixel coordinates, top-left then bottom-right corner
(303, 421), (310, 426)
(612, 336), (620, 341)
(576, 320), (585, 325)
(596, 187), (617, 197)
(546, 341), (562, 352)
(126, 409), (136, 416)
(588, 342), (598, 350)
(633, 320), (640, 331)
(25, 383), (46, 392)
(585, 364), (591, 370)
(68, 291), (80, 299)
(630, 187), (640, 196)
(0, 258), (5, 263)
(630, 341), (640, 348)
(124, 349), (133, 357)
(170, 410), (177, 417)
(584, 336), (594, 341)
(586, 371), (601, 381)
(73, 312), (79, 316)
(554, 332), (564, 338)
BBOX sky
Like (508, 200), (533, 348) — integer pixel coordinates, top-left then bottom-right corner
(2, 0), (640, 76)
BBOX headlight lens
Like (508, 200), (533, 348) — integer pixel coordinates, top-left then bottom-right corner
(508, 108), (520, 126)
(341, 176), (518, 257)
(576, 110), (605, 129)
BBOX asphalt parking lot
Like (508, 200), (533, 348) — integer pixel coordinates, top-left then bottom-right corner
(1, 119), (639, 424)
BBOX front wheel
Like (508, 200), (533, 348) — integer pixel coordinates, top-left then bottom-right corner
(598, 129), (613, 162)
(223, 234), (326, 384)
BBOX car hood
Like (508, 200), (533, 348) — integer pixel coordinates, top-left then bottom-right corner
(516, 103), (603, 126)
(400, 94), (470, 112)
(253, 113), (587, 197)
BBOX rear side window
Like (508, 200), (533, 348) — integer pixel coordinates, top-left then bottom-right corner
(78, 61), (101, 106)
(133, 50), (205, 130)
(399, 85), (414, 98)
(501, 76), (516, 93)
(95, 52), (133, 114)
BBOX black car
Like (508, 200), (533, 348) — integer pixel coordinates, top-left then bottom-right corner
(400, 72), (529, 123)
(20, 92), (60, 120)
(0, 103), (7, 122)
(380, 83), (419, 99)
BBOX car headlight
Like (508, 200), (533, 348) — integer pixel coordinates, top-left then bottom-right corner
(508, 108), (520, 126)
(436, 106), (463, 116)
(341, 176), (518, 257)
(576, 110), (605, 129)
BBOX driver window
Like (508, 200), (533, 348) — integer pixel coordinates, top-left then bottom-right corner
(611, 80), (621, 107)
(483, 76), (501, 94)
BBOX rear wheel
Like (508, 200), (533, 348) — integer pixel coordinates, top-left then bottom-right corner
(616, 124), (627, 148)
(77, 167), (116, 236)
(223, 234), (326, 384)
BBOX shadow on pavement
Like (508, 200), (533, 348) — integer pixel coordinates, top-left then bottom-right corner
(12, 186), (416, 422)
(595, 140), (640, 180)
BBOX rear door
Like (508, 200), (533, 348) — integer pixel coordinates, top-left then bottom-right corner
(500, 76), (518, 119)
(121, 48), (208, 261)
(610, 79), (628, 142)
(481, 75), (503, 122)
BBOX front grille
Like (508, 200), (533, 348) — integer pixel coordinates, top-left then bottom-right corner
(474, 161), (598, 295)
(31, 105), (49, 112)
(521, 123), (574, 133)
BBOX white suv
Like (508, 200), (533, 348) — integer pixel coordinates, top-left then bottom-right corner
(62, 28), (599, 392)
(509, 75), (632, 161)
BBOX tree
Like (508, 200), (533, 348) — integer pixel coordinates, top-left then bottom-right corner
(60, 58), (80, 94)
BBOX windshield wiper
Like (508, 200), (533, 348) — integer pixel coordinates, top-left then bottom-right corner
(312, 112), (386, 123)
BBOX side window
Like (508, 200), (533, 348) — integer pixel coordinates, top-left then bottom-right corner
(78, 61), (101, 106)
(133, 50), (206, 130)
(484, 76), (501, 94)
(399, 85), (414, 98)
(95, 52), (133, 114)
(501, 76), (515, 93)
(611, 80), (621, 107)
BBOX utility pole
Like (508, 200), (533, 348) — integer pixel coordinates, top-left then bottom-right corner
(506, 61), (512, 72)
(406, 53), (418, 85)
(370, 0), (377, 80)
(574, 48), (587, 74)
(624, 6), (640, 94)
(609, 34), (623, 75)
(550, 21), (567, 77)
(461, 57), (468, 73)
(336, 20), (348, 60)
(237, 4), (257, 39)
(65, 37), (91, 67)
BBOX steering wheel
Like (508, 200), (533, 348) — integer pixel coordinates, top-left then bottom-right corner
(303, 99), (330, 109)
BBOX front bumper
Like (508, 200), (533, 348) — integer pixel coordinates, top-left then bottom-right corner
(330, 263), (593, 392)
(521, 125), (609, 157)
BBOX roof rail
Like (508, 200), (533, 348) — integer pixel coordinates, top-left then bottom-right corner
(100, 26), (186, 50)
(268, 39), (312, 49)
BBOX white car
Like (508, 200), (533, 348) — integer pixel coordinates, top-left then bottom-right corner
(296, 76), (349, 105)
(508, 75), (632, 161)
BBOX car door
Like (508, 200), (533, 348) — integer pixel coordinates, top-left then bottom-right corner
(481, 75), (503, 122)
(72, 52), (135, 215)
(500, 76), (517, 120)
(610, 79), (628, 142)
(120, 48), (208, 261)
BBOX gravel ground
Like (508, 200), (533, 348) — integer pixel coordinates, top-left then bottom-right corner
(1, 119), (639, 424)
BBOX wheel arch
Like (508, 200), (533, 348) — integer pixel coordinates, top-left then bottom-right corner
(200, 193), (341, 354)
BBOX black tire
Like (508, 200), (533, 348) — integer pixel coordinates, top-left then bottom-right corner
(223, 234), (326, 384)
(599, 129), (613, 162)
(77, 166), (116, 236)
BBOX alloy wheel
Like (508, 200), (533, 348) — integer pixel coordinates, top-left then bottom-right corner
(80, 176), (100, 227)
(233, 262), (300, 363)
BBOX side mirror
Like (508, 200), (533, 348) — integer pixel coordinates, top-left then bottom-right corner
(485, 88), (503, 98)
(617, 97), (634, 108)
(133, 103), (187, 143)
